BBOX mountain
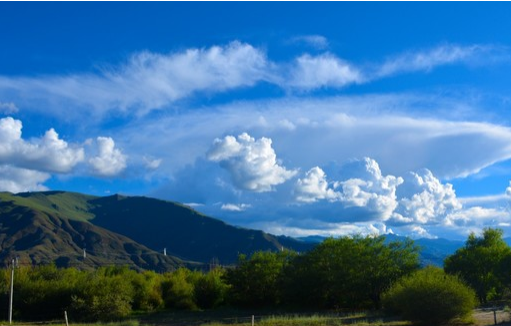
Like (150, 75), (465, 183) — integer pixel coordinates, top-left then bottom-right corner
(0, 197), (185, 271)
(88, 194), (312, 264)
(0, 191), (313, 269)
(298, 234), (465, 266)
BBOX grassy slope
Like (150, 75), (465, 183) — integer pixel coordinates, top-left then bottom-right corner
(0, 191), (314, 267)
(0, 191), (96, 222)
(89, 194), (313, 264)
(0, 194), (186, 270)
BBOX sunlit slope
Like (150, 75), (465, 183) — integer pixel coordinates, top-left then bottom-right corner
(0, 191), (313, 268)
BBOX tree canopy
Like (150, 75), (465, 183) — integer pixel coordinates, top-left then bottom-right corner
(444, 228), (511, 303)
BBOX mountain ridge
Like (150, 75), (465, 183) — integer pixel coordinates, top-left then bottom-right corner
(0, 191), (313, 269)
(2, 190), (493, 269)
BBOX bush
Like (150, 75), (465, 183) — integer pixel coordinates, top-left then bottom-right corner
(70, 269), (134, 321)
(382, 266), (477, 325)
(194, 267), (229, 309)
(162, 268), (198, 310)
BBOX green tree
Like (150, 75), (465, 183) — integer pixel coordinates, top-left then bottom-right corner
(225, 250), (295, 308)
(281, 235), (419, 309)
(129, 270), (164, 311)
(444, 228), (511, 303)
(162, 268), (198, 310)
(194, 267), (229, 309)
(70, 267), (134, 321)
(382, 266), (477, 325)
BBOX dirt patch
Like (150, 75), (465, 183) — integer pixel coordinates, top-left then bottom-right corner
(473, 309), (511, 326)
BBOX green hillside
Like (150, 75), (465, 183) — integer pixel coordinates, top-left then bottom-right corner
(89, 194), (313, 264)
(0, 191), (96, 222)
(0, 196), (187, 270)
(0, 191), (313, 269)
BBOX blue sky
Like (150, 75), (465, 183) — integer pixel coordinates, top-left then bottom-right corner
(2, 3), (511, 240)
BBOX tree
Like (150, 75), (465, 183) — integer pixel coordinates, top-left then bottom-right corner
(281, 235), (420, 309)
(382, 266), (477, 325)
(444, 228), (511, 303)
(162, 268), (198, 310)
(225, 250), (295, 308)
(70, 267), (134, 321)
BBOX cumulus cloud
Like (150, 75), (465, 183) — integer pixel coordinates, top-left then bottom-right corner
(0, 117), (135, 192)
(293, 158), (403, 222)
(207, 133), (297, 192)
(0, 117), (84, 173)
(395, 169), (462, 224)
(337, 158), (404, 220)
(295, 167), (340, 203)
(0, 165), (50, 193)
(89, 137), (127, 177)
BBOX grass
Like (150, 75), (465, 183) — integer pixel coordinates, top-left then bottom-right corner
(0, 191), (96, 221)
(202, 314), (411, 326)
(0, 321), (140, 326)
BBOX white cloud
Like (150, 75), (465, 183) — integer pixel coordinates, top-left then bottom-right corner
(396, 169), (462, 224)
(407, 225), (438, 239)
(0, 117), (84, 173)
(143, 156), (162, 170)
(444, 206), (509, 227)
(337, 158), (403, 220)
(221, 203), (252, 212)
(375, 44), (495, 78)
(293, 158), (403, 222)
(207, 133), (297, 192)
(0, 165), (49, 193)
(295, 167), (340, 203)
(286, 53), (363, 90)
(0, 41), (270, 116)
(0, 42), (503, 118)
(290, 35), (329, 50)
(115, 94), (511, 182)
(0, 102), (18, 114)
(259, 220), (393, 238)
(88, 137), (127, 177)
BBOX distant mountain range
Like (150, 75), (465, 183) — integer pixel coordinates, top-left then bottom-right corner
(0, 191), (312, 270)
(1, 191), (508, 270)
(299, 233), (511, 266)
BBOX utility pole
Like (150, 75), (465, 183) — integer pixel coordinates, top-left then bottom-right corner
(8, 258), (14, 324)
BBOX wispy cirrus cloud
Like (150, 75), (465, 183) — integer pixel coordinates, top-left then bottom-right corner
(0, 41), (271, 117)
(0, 42), (504, 117)
(285, 53), (363, 89)
(0, 102), (18, 114)
(375, 44), (501, 78)
(289, 34), (329, 50)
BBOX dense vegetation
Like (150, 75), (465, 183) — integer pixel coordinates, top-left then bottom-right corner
(444, 228), (511, 303)
(1, 229), (510, 324)
(382, 267), (477, 324)
(0, 235), (419, 322)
